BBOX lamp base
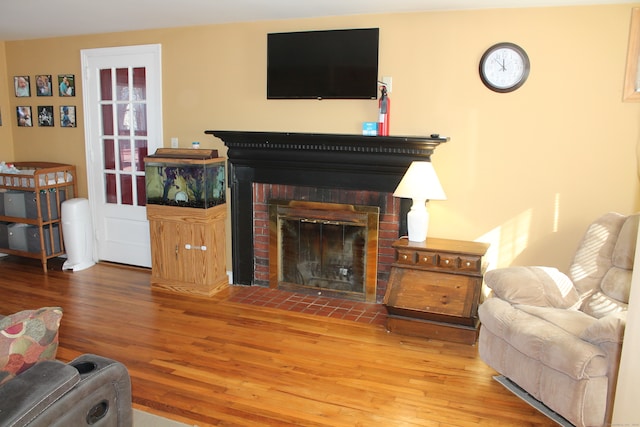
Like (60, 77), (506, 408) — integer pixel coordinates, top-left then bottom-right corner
(407, 199), (429, 242)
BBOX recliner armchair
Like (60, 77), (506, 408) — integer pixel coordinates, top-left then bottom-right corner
(478, 212), (638, 427)
(0, 353), (133, 427)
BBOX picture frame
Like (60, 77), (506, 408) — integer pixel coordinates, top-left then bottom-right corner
(58, 74), (75, 97)
(14, 76), (31, 97)
(37, 106), (54, 127)
(624, 8), (640, 101)
(60, 105), (76, 127)
(17, 106), (33, 127)
(35, 74), (53, 97)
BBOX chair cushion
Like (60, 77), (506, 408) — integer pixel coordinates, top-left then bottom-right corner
(484, 266), (580, 308)
(0, 307), (63, 385)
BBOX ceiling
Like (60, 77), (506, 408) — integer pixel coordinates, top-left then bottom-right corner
(0, 0), (634, 41)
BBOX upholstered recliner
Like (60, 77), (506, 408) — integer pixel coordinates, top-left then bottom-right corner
(478, 212), (638, 427)
(0, 307), (132, 426)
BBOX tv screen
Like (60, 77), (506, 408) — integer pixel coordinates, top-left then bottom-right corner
(267, 28), (379, 100)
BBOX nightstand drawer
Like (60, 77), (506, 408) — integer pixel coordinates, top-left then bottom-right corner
(396, 249), (416, 265)
(384, 268), (477, 320)
(438, 254), (459, 270)
(459, 255), (482, 273)
(417, 252), (437, 267)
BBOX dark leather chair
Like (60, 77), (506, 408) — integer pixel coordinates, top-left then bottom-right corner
(0, 354), (133, 427)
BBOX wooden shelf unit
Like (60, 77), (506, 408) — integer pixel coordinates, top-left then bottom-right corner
(0, 162), (77, 272)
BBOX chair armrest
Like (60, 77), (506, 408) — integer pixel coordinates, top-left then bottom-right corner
(485, 266), (580, 308)
(0, 360), (80, 427)
(580, 311), (626, 346)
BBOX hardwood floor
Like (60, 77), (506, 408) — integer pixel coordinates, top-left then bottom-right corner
(0, 256), (556, 426)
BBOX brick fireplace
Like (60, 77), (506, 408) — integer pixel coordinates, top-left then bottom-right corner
(206, 131), (446, 303)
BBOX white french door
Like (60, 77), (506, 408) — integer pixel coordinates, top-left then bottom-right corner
(81, 44), (163, 267)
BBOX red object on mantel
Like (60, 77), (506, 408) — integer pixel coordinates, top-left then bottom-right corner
(378, 85), (390, 136)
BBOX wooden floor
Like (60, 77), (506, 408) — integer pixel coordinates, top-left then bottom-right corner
(0, 256), (556, 427)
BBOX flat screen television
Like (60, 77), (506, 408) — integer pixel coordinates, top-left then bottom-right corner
(267, 28), (379, 100)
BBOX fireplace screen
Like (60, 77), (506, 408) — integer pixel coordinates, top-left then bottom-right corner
(269, 200), (379, 302)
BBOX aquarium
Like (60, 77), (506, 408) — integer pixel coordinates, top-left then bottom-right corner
(144, 149), (225, 209)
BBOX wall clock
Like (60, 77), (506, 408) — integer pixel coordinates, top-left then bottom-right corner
(479, 42), (530, 93)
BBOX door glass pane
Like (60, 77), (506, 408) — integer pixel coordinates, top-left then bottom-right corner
(116, 68), (129, 101)
(100, 69), (112, 101)
(101, 105), (114, 136)
(120, 175), (133, 205)
(133, 67), (146, 100)
(104, 139), (115, 170)
(134, 140), (147, 172)
(133, 104), (147, 136)
(105, 174), (117, 203)
(117, 104), (130, 136)
(119, 140), (132, 171)
(136, 176), (146, 206)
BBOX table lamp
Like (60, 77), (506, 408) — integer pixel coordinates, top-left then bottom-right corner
(393, 161), (446, 242)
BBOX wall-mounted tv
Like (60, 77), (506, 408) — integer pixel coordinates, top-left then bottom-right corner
(267, 28), (379, 100)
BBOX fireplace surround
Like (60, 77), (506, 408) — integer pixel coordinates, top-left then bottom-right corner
(206, 130), (446, 302)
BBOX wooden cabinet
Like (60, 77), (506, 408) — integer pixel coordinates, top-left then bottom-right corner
(147, 204), (227, 296)
(0, 162), (76, 272)
(383, 237), (489, 344)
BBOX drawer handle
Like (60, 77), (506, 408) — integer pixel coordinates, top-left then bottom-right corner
(423, 257), (428, 262)
(402, 254), (408, 260)
(466, 261), (471, 267)
(444, 259), (450, 264)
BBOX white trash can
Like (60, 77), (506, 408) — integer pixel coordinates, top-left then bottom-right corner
(61, 198), (95, 271)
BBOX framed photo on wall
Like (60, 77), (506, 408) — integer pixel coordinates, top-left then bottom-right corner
(35, 75), (53, 96)
(58, 74), (75, 97)
(17, 106), (32, 127)
(14, 76), (31, 97)
(60, 105), (76, 127)
(37, 106), (54, 127)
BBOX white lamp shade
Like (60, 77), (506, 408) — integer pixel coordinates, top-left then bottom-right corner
(393, 161), (446, 201)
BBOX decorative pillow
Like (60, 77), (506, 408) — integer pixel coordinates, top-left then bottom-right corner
(484, 266), (580, 308)
(0, 307), (63, 385)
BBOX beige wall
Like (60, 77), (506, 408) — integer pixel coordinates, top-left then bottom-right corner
(0, 42), (14, 160)
(2, 4), (640, 272)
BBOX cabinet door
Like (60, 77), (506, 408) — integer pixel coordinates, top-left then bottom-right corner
(150, 219), (225, 286)
(149, 219), (181, 282)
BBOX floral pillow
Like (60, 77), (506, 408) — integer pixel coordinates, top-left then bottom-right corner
(0, 307), (63, 385)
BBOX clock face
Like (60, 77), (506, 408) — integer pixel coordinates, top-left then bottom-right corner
(480, 43), (530, 93)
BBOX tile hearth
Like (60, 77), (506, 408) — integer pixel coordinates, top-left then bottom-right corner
(228, 285), (387, 326)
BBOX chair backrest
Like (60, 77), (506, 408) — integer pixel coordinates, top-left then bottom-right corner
(569, 212), (639, 318)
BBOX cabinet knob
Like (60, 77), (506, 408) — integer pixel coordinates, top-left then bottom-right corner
(402, 254), (407, 260)
(444, 259), (450, 264)
(466, 261), (471, 267)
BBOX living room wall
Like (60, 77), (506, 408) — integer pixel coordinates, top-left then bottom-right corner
(0, 42), (14, 160)
(1, 4), (640, 272)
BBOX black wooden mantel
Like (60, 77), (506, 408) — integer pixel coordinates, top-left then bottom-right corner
(204, 130), (448, 286)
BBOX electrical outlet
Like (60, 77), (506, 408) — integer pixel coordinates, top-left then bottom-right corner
(170, 137), (178, 148)
(382, 76), (392, 94)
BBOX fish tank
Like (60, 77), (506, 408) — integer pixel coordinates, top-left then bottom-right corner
(144, 148), (225, 209)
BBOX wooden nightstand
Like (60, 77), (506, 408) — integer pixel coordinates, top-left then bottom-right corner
(383, 237), (490, 344)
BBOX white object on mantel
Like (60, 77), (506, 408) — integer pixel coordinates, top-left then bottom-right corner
(393, 161), (446, 242)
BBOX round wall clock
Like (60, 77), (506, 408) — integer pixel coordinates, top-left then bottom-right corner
(479, 42), (530, 93)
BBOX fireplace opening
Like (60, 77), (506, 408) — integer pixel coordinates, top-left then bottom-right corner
(269, 200), (379, 302)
